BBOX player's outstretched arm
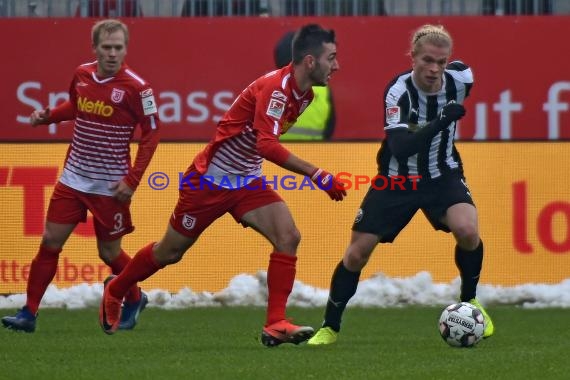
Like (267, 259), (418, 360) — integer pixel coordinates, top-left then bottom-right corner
(30, 108), (51, 127)
(280, 153), (346, 202)
(387, 102), (465, 160)
(30, 101), (75, 127)
(256, 127), (346, 201)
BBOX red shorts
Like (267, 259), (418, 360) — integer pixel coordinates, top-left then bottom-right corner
(47, 182), (134, 241)
(170, 172), (283, 238)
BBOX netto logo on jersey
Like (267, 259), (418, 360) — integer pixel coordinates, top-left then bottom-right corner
(77, 96), (114, 117)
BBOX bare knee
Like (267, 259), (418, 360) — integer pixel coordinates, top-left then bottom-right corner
(152, 227), (197, 266)
(97, 244), (121, 265)
(41, 222), (76, 250)
(98, 251), (115, 265)
(342, 232), (379, 271)
(452, 223), (480, 250)
(273, 227), (301, 253)
(41, 231), (65, 250)
(343, 246), (371, 272)
(154, 243), (186, 265)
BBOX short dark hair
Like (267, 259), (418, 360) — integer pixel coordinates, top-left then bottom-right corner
(292, 24), (336, 64)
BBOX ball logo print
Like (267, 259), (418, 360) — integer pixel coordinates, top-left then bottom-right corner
(438, 302), (485, 347)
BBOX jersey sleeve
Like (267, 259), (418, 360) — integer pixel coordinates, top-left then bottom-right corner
(123, 86), (161, 190)
(252, 84), (291, 165)
(49, 101), (75, 123)
(446, 60), (474, 98)
(49, 76), (77, 123)
(384, 84), (410, 132)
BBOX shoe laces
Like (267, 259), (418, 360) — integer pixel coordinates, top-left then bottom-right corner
(16, 307), (35, 320)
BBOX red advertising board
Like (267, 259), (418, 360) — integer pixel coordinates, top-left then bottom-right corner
(1, 17), (569, 141)
(2, 143), (570, 293)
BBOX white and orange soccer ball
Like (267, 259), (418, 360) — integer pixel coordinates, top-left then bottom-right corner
(438, 302), (485, 347)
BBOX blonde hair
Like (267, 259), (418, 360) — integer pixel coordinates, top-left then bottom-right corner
(92, 19), (129, 47)
(410, 24), (452, 56)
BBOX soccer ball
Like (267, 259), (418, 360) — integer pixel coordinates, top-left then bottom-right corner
(438, 302), (485, 347)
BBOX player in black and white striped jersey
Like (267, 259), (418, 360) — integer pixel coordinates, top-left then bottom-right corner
(379, 59), (472, 181)
(309, 24), (494, 346)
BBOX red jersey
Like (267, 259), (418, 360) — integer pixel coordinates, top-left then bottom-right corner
(53, 61), (160, 196)
(193, 64), (313, 188)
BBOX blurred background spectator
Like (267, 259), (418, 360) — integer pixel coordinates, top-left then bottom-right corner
(2, 0), (568, 17)
(274, 30), (336, 141)
(482, 0), (552, 14)
(181, 0), (264, 17)
(75, 0), (143, 17)
(266, 0), (386, 16)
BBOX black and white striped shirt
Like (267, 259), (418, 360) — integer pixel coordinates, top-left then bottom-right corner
(378, 61), (473, 181)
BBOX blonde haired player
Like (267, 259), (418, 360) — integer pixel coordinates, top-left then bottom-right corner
(2, 19), (160, 332)
(309, 24), (494, 346)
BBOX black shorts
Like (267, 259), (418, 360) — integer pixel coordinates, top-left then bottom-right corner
(352, 172), (474, 243)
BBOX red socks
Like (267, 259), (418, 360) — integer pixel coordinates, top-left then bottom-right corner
(109, 250), (141, 304)
(26, 244), (62, 315)
(266, 252), (297, 326)
(108, 242), (163, 299)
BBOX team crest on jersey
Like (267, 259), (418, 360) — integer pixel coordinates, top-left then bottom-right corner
(266, 98), (286, 120)
(111, 88), (125, 103)
(386, 106), (400, 124)
(182, 214), (197, 230)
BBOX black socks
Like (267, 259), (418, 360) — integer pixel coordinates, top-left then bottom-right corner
(322, 260), (361, 332)
(454, 240), (484, 302)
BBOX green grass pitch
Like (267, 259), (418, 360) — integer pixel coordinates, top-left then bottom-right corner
(0, 306), (568, 379)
